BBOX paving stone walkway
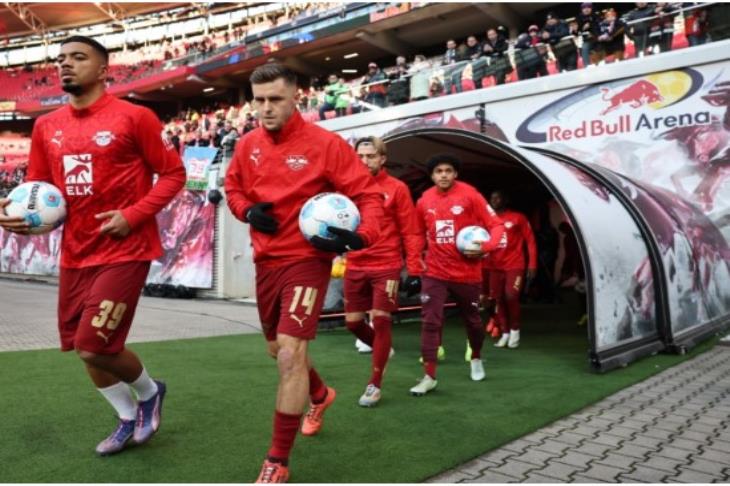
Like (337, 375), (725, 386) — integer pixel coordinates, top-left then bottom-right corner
(428, 346), (730, 483)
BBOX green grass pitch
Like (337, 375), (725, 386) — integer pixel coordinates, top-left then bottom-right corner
(0, 305), (714, 483)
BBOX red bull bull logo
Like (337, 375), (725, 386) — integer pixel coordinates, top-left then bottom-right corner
(600, 80), (664, 115)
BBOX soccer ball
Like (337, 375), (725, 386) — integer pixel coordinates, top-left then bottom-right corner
(4, 181), (67, 235)
(456, 225), (490, 254)
(299, 192), (360, 241)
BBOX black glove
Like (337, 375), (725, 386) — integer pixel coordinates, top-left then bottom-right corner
(207, 189), (223, 205)
(245, 202), (278, 234)
(310, 226), (365, 253)
(404, 276), (422, 297)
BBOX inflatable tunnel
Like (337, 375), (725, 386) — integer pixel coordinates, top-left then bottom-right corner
(382, 128), (730, 372)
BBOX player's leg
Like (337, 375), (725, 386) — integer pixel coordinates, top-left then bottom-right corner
(256, 259), (331, 483)
(411, 276), (447, 396)
(504, 269), (525, 348)
(450, 281), (486, 381)
(343, 269), (375, 347)
(71, 261), (164, 454)
(482, 268), (497, 333)
(360, 269), (400, 406)
(490, 270), (509, 346)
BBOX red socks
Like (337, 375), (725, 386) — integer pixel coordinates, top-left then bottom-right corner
(268, 410), (302, 464)
(370, 315), (392, 388)
(309, 367), (327, 404)
(346, 318), (375, 346)
(424, 361), (437, 379)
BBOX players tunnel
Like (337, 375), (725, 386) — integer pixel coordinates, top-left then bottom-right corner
(381, 128), (730, 372)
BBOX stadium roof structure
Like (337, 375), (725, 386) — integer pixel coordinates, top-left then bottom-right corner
(0, 3), (188, 38)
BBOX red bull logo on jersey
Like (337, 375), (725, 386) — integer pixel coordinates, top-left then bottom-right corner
(92, 131), (115, 147)
(285, 155), (308, 171)
(435, 219), (455, 244)
(63, 154), (93, 196)
(516, 68), (708, 144)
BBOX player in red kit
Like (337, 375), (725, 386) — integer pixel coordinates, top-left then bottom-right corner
(0, 36), (185, 455)
(483, 190), (537, 349)
(344, 136), (423, 407)
(410, 154), (505, 396)
(224, 64), (383, 483)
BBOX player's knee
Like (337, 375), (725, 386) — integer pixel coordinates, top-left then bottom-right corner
(371, 309), (391, 318)
(345, 320), (362, 331)
(276, 345), (306, 376)
(422, 320), (441, 334)
(76, 349), (100, 363)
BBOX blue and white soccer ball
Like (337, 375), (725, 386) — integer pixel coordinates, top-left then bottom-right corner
(456, 225), (490, 254)
(4, 181), (67, 235)
(299, 192), (360, 241)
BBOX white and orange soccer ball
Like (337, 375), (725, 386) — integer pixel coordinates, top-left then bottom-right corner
(299, 192), (360, 241)
(456, 225), (490, 254)
(4, 181), (67, 235)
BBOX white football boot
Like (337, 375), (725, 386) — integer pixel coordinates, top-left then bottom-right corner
(508, 330), (520, 348)
(494, 333), (509, 348)
(409, 375), (437, 396)
(470, 359), (485, 381)
(358, 384), (381, 407)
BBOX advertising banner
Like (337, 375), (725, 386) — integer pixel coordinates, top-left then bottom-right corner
(183, 146), (218, 191)
(0, 189), (215, 289)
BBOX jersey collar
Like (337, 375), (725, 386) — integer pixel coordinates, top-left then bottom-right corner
(374, 168), (389, 182)
(69, 92), (114, 118)
(263, 110), (305, 144)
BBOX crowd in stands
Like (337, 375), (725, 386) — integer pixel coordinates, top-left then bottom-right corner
(0, 2), (718, 121)
(303, 2), (713, 120)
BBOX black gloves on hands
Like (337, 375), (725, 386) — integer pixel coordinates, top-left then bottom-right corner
(310, 226), (365, 254)
(404, 276), (422, 297)
(245, 202), (278, 234)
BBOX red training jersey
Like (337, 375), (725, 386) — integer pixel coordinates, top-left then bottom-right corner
(224, 110), (384, 266)
(482, 209), (537, 271)
(346, 168), (424, 275)
(27, 93), (186, 268)
(416, 181), (505, 283)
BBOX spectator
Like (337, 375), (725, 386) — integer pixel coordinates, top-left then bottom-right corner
(482, 28), (510, 85)
(335, 77), (351, 116)
(650, 3), (677, 53)
(220, 120), (240, 159)
(625, 3), (655, 57)
(514, 27), (549, 80)
(684, 5), (709, 46)
(443, 39), (459, 65)
(542, 12), (577, 71)
(409, 54), (432, 101)
(387, 56), (410, 106)
(595, 8), (626, 63)
(577, 3), (600, 67)
(319, 73), (345, 120)
(362, 62), (388, 108)
(465, 35), (482, 60)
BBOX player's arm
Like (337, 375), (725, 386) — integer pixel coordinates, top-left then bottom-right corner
(325, 137), (384, 248)
(477, 194), (505, 253)
(0, 119), (52, 233)
(223, 138), (254, 221)
(111, 108), (186, 234)
(394, 182), (425, 275)
(223, 138), (277, 234)
(522, 214), (538, 280)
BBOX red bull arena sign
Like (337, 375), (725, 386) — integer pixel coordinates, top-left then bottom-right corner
(516, 69), (709, 143)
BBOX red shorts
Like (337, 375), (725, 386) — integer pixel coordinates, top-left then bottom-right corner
(256, 259), (331, 341)
(343, 268), (401, 313)
(58, 261), (150, 355)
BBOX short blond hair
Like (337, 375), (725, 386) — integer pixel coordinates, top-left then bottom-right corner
(355, 136), (387, 156)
